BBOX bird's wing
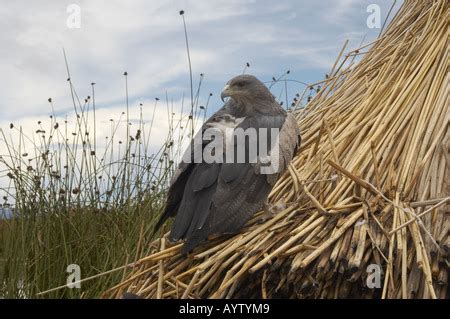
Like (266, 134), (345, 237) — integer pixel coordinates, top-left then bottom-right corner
(152, 106), (235, 233)
(171, 113), (300, 253)
(274, 112), (301, 182)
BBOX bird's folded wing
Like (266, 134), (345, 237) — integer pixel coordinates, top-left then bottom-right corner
(153, 107), (232, 233)
(172, 113), (300, 251)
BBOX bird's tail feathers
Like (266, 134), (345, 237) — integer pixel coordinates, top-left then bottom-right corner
(151, 206), (175, 237)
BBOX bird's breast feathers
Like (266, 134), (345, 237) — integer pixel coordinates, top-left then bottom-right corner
(204, 115), (246, 152)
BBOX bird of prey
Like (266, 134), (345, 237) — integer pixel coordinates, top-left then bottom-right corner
(154, 74), (301, 254)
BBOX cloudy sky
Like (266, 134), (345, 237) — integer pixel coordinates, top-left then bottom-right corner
(1, 0), (402, 120)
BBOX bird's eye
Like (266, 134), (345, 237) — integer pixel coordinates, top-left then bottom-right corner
(236, 81), (246, 87)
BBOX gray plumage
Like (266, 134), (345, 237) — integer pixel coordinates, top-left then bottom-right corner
(154, 74), (301, 254)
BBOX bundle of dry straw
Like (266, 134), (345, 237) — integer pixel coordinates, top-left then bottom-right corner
(104, 0), (448, 299)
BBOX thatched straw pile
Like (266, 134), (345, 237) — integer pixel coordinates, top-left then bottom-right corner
(104, 0), (448, 299)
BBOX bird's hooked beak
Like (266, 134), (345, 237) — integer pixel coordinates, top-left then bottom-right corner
(221, 84), (232, 102)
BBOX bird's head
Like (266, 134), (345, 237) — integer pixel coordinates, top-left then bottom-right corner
(221, 75), (274, 105)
